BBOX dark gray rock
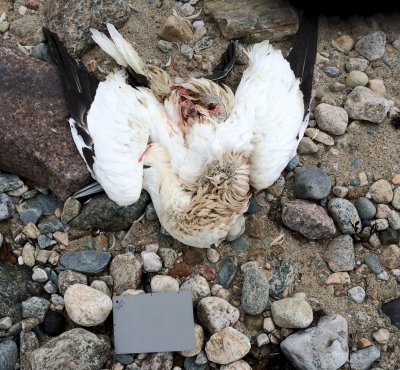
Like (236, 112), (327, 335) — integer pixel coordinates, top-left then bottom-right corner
(269, 259), (295, 299)
(324, 235), (355, 272)
(241, 268), (269, 315)
(325, 66), (340, 77)
(115, 354), (134, 365)
(295, 166), (331, 200)
(282, 200), (336, 239)
(0, 38), (92, 201)
(31, 328), (111, 370)
(364, 255), (383, 274)
(379, 227), (398, 245)
(22, 297), (50, 322)
(19, 207), (43, 225)
(281, 314), (348, 370)
(204, 0), (298, 41)
(355, 31), (386, 61)
(0, 261), (42, 322)
(42, 311), (66, 336)
(37, 234), (55, 249)
(328, 198), (361, 234)
(349, 346), (381, 370)
(38, 216), (66, 234)
(69, 192), (149, 231)
(0, 174), (23, 192)
(217, 256), (237, 288)
(354, 197), (376, 220)
(20, 331), (39, 370)
(44, 0), (130, 57)
(246, 197), (261, 214)
(285, 155), (299, 171)
(23, 194), (61, 216)
(0, 340), (18, 370)
(0, 193), (15, 220)
(230, 236), (248, 251)
(381, 298), (400, 329)
(58, 251), (112, 274)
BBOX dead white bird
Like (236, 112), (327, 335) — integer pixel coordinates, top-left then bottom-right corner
(44, 13), (317, 248)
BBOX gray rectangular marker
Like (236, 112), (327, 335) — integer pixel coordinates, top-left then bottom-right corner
(113, 291), (196, 354)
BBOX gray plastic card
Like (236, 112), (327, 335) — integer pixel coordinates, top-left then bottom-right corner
(113, 291), (195, 354)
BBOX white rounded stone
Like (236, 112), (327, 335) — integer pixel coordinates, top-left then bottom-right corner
(220, 360), (252, 370)
(179, 324), (204, 357)
(150, 275), (179, 292)
(180, 275), (210, 304)
(32, 268), (48, 282)
(271, 296), (313, 329)
(141, 251), (162, 272)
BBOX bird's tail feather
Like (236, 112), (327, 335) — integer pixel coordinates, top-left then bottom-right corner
(73, 181), (104, 199)
(286, 11), (318, 111)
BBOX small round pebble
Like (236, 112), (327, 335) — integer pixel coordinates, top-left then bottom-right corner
(372, 328), (390, 344)
(369, 180), (393, 204)
(325, 66), (340, 77)
(157, 40), (173, 53)
(348, 286), (366, 303)
(346, 71), (369, 87)
(0, 317), (12, 330)
(32, 268), (48, 283)
(354, 197), (376, 219)
(141, 251), (162, 272)
(295, 166), (331, 200)
(271, 295), (313, 329)
(206, 248), (220, 263)
(257, 333), (270, 347)
(179, 324), (204, 357)
(335, 35), (354, 51)
(150, 275), (179, 292)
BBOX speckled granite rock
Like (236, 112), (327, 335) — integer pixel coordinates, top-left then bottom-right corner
(204, 0), (298, 41)
(0, 38), (91, 200)
(44, 0), (130, 57)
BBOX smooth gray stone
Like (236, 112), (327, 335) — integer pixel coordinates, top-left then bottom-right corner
(58, 251), (112, 274)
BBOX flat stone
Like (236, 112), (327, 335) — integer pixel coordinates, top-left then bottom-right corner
(0, 340), (18, 370)
(44, 0), (130, 57)
(305, 128), (335, 146)
(110, 253), (142, 295)
(354, 197), (376, 220)
(364, 255), (383, 273)
(241, 268), (269, 315)
(0, 193), (14, 220)
(344, 86), (391, 123)
(69, 192), (149, 231)
(151, 275), (179, 292)
(381, 298), (400, 329)
(282, 200), (336, 239)
(23, 194), (61, 215)
(205, 0), (298, 41)
(179, 324), (204, 357)
(159, 15), (193, 42)
(58, 270), (87, 295)
(64, 284), (112, 326)
(295, 166), (331, 200)
(281, 315), (348, 370)
(271, 295), (313, 328)
(22, 296), (50, 322)
(315, 103), (348, 135)
(197, 297), (239, 334)
(0, 38), (91, 200)
(217, 256), (237, 288)
(61, 197), (81, 223)
(0, 261), (41, 322)
(180, 275), (210, 304)
(141, 352), (173, 370)
(59, 251), (112, 274)
(328, 198), (361, 234)
(349, 346), (381, 370)
(324, 235), (355, 272)
(355, 31), (386, 61)
(31, 328), (111, 370)
(0, 174), (23, 192)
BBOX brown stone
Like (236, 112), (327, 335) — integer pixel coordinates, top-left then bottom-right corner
(184, 248), (205, 266)
(159, 15), (193, 43)
(380, 244), (400, 269)
(0, 38), (91, 201)
(44, 0), (130, 57)
(169, 262), (192, 278)
(245, 214), (269, 239)
(199, 265), (217, 281)
(204, 0), (298, 41)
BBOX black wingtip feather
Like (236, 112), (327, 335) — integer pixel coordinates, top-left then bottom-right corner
(207, 40), (238, 81)
(286, 12), (318, 111)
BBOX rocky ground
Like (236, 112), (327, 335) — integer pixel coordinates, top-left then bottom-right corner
(1, 0), (400, 370)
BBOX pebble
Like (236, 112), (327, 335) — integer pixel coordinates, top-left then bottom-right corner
(268, 259), (295, 299)
(392, 186), (400, 210)
(169, 262), (192, 277)
(257, 333), (270, 347)
(180, 275), (210, 304)
(368, 79), (386, 95)
(344, 86), (391, 123)
(271, 295), (313, 328)
(151, 275), (179, 292)
(0, 340), (18, 370)
(19, 207), (42, 225)
(42, 311), (65, 336)
(376, 204), (391, 219)
(90, 280), (111, 297)
(141, 352), (173, 370)
(380, 244), (400, 269)
(392, 174), (400, 185)
(0, 174), (24, 192)
(58, 270), (87, 295)
(268, 175), (285, 197)
(31, 328), (110, 369)
(346, 57), (369, 72)
(38, 216), (65, 234)
(22, 242), (36, 267)
(0, 193), (15, 220)
(30, 43), (53, 64)
(348, 286), (366, 303)
(206, 248), (220, 263)
(333, 186), (349, 198)
(346, 70), (369, 88)
(158, 40), (173, 53)
(379, 226), (398, 245)
(32, 267), (48, 282)
(38, 234), (54, 249)
(230, 236), (248, 251)
(217, 256), (237, 288)
(355, 31), (386, 61)
(195, 351), (207, 365)
(64, 284), (112, 326)
(193, 37), (213, 51)
(183, 356), (207, 370)
(184, 248), (205, 266)
(59, 250), (111, 274)
(109, 253), (142, 294)
(205, 327), (251, 365)
(282, 200), (336, 239)
(324, 66), (340, 77)
(324, 235), (355, 272)
(328, 198), (361, 234)
(283, 314), (349, 369)
(159, 15), (193, 43)
(297, 137), (319, 154)
(241, 268), (269, 315)
(197, 297), (239, 333)
(0, 317), (12, 330)
(159, 248), (177, 268)
(295, 166), (331, 200)
(180, 3), (195, 16)
(115, 354), (134, 365)
(60, 197), (81, 223)
(181, 44), (194, 60)
(373, 219), (390, 231)
(305, 128), (335, 146)
(335, 35), (355, 51)
(315, 103), (348, 135)
(179, 324), (204, 357)
(193, 26), (207, 43)
(220, 360), (251, 370)
(0, 21), (10, 33)
(246, 197), (261, 214)
(192, 20), (205, 29)
(325, 272), (351, 285)
(349, 346), (381, 370)
(388, 210), (400, 230)
(377, 270), (389, 281)
(372, 328), (390, 344)
(381, 298), (400, 329)
(364, 255), (383, 273)
(53, 231), (68, 246)
(44, 280), (58, 294)
(22, 296), (50, 321)
(354, 197), (376, 220)
(141, 251), (162, 272)
(20, 331), (39, 370)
